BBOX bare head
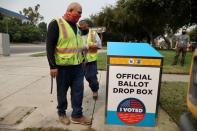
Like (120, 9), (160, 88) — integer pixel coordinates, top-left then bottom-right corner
(64, 2), (82, 23)
(79, 20), (89, 30)
(79, 19), (93, 29)
(66, 2), (82, 14)
(182, 26), (187, 34)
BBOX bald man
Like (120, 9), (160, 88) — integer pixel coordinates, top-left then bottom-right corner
(46, 2), (91, 125)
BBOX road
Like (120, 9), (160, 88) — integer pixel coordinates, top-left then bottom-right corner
(10, 43), (46, 54)
(10, 43), (106, 54)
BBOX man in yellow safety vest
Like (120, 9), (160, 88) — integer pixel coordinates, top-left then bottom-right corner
(46, 2), (91, 126)
(79, 20), (102, 100)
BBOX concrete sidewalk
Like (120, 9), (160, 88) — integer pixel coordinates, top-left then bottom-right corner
(0, 54), (183, 131)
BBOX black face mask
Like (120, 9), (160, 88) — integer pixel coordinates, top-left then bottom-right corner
(182, 31), (186, 35)
(81, 29), (89, 35)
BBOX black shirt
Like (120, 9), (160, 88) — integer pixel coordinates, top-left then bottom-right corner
(46, 19), (77, 69)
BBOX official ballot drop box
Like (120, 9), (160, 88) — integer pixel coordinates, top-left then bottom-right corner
(106, 42), (163, 127)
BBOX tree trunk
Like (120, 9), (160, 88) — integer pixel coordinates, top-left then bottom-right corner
(124, 35), (127, 42)
(141, 26), (155, 46)
(161, 35), (171, 49)
(148, 33), (155, 46)
(121, 33), (127, 42)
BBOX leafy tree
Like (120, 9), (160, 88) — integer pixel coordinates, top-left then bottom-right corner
(91, 6), (120, 43)
(91, 0), (195, 48)
(12, 24), (42, 42)
(0, 13), (3, 20)
(0, 5), (47, 43)
(189, 26), (197, 42)
(191, 0), (197, 23)
(20, 4), (44, 25)
(38, 22), (47, 42)
(0, 15), (6, 33)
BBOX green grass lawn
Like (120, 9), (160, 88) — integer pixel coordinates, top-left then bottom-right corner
(30, 52), (46, 57)
(97, 50), (193, 74)
(160, 81), (197, 128)
(159, 50), (193, 74)
(160, 82), (188, 125)
(97, 52), (107, 70)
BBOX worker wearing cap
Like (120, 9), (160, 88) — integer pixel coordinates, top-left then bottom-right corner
(79, 20), (102, 100)
(46, 2), (91, 125)
(172, 27), (190, 66)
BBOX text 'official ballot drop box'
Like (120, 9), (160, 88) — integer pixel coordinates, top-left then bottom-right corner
(106, 42), (163, 127)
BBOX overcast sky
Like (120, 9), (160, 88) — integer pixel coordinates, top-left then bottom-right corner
(0, 0), (117, 24)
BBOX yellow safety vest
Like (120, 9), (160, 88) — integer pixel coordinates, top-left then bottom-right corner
(86, 30), (98, 62)
(55, 18), (83, 65)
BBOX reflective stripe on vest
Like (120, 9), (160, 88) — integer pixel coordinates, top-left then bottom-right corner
(58, 19), (67, 38)
(86, 30), (98, 62)
(56, 47), (82, 54)
(55, 18), (83, 65)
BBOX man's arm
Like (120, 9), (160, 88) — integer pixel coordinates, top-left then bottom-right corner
(187, 35), (191, 47)
(46, 20), (59, 69)
(174, 36), (179, 49)
(186, 35), (191, 51)
(175, 41), (178, 49)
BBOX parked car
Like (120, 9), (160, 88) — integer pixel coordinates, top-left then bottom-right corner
(180, 49), (197, 131)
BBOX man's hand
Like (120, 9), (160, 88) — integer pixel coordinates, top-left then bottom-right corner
(186, 47), (190, 52)
(186, 43), (191, 52)
(50, 69), (58, 78)
(89, 45), (98, 52)
(172, 47), (176, 50)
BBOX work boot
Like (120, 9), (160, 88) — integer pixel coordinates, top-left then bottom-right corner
(71, 116), (92, 125)
(93, 92), (98, 100)
(59, 115), (70, 125)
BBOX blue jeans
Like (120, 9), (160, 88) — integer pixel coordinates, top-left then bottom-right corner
(84, 61), (99, 92)
(172, 47), (187, 66)
(56, 64), (84, 118)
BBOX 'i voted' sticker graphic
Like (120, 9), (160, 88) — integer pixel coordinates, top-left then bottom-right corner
(117, 98), (146, 124)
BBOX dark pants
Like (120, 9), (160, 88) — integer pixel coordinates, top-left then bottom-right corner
(84, 61), (99, 92)
(56, 64), (84, 118)
(172, 47), (187, 66)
